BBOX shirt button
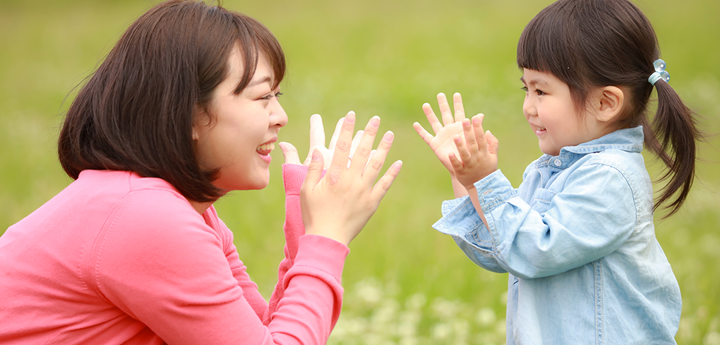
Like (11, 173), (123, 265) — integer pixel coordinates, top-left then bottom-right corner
(554, 159), (562, 167)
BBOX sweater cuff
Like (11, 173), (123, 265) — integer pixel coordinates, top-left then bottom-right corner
(293, 235), (349, 282)
(282, 164), (308, 195)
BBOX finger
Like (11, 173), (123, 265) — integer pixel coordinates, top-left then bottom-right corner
(367, 150), (377, 170)
(302, 149), (324, 192)
(461, 118), (479, 156)
(371, 160), (402, 201)
(472, 114), (487, 152)
(453, 93), (466, 122)
(412, 122), (435, 146)
(350, 117), (379, 173)
(486, 130), (500, 155)
(309, 114), (326, 150)
(437, 93), (454, 126)
(448, 152), (464, 172)
(328, 117), (344, 151)
(422, 103), (443, 134)
(328, 111), (355, 173)
(362, 130), (393, 184)
(453, 134), (473, 164)
(278, 142), (302, 165)
(350, 130), (364, 157)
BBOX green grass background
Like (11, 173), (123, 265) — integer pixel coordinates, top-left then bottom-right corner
(1, 0), (719, 343)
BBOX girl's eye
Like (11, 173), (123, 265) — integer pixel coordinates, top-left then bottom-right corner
(274, 92), (283, 98)
(521, 86), (529, 92)
(535, 89), (546, 96)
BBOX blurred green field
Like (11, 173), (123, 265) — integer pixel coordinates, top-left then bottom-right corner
(1, 0), (719, 344)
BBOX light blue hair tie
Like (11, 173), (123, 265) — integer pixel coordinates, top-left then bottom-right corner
(648, 59), (670, 85)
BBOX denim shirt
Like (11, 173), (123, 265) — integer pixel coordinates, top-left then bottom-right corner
(434, 127), (681, 345)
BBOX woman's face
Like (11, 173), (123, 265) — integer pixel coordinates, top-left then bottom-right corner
(193, 47), (287, 192)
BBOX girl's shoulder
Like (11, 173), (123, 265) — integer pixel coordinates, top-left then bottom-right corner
(576, 149), (649, 180)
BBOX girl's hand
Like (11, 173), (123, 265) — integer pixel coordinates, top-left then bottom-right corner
(300, 112), (402, 246)
(280, 114), (372, 169)
(450, 114), (499, 190)
(413, 93), (467, 174)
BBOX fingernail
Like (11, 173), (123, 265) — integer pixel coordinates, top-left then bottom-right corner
(394, 160), (403, 171)
(437, 92), (445, 97)
(383, 131), (394, 141)
(345, 112), (355, 123)
(312, 150), (321, 161)
(370, 116), (380, 127)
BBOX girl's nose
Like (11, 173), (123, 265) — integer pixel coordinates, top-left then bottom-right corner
(523, 96), (537, 118)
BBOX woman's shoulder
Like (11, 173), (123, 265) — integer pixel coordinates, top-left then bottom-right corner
(71, 169), (203, 234)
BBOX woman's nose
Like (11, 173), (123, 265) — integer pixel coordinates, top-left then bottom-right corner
(270, 100), (288, 128)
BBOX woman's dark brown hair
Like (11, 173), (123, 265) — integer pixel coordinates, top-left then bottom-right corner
(517, 0), (700, 216)
(58, 0), (285, 202)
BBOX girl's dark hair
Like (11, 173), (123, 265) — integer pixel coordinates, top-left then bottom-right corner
(58, 0), (285, 202)
(517, 0), (699, 216)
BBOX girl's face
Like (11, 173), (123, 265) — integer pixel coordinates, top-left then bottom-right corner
(521, 68), (606, 156)
(193, 48), (287, 192)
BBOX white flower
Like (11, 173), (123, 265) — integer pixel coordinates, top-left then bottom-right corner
(476, 307), (497, 326)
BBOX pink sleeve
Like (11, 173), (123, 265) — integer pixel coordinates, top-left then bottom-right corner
(91, 186), (348, 344)
(265, 164), (308, 323)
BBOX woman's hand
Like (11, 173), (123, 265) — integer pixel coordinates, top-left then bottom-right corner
(413, 93), (467, 173)
(300, 112), (402, 246)
(279, 114), (371, 169)
(450, 114), (499, 190)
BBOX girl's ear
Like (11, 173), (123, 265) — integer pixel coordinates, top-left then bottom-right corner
(592, 86), (625, 123)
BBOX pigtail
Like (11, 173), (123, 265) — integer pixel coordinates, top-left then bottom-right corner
(645, 80), (700, 216)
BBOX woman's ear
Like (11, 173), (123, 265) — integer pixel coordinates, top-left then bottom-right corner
(192, 106), (211, 141)
(192, 125), (200, 141)
(592, 86), (625, 123)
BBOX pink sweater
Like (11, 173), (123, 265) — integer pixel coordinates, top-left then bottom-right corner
(0, 165), (348, 344)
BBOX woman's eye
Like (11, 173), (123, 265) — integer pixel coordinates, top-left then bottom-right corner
(260, 92), (283, 100)
(521, 86), (528, 92)
(536, 89), (546, 96)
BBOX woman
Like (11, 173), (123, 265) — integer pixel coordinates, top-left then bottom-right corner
(0, 1), (401, 344)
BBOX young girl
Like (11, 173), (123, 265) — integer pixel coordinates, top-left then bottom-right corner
(414, 0), (698, 343)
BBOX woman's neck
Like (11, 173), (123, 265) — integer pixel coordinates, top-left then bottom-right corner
(189, 200), (214, 215)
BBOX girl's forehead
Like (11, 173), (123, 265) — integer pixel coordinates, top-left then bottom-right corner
(521, 69), (554, 87)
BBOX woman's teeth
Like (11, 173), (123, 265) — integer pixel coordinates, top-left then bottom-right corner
(256, 143), (274, 154)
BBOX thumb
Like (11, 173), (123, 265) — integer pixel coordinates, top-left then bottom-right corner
(303, 149), (324, 190)
(485, 130), (499, 155)
(279, 142), (302, 165)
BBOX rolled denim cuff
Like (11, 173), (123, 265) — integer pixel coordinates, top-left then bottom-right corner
(473, 169), (518, 214)
(433, 170), (517, 250)
(433, 193), (504, 272)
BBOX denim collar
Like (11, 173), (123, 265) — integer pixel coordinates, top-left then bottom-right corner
(536, 126), (644, 169)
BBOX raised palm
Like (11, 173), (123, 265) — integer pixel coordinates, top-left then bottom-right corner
(413, 93), (467, 174)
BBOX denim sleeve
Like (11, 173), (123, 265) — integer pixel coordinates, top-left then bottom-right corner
(432, 185), (511, 274)
(434, 166), (636, 279)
